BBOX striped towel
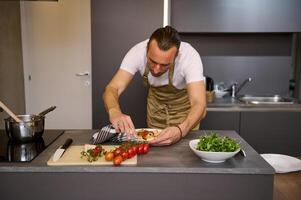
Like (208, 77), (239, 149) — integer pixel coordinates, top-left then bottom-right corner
(90, 124), (129, 144)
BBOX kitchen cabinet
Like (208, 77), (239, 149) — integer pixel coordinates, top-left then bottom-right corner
(201, 111), (240, 133)
(0, 130), (274, 200)
(171, 0), (301, 33)
(240, 111), (301, 156)
(203, 109), (301, 156)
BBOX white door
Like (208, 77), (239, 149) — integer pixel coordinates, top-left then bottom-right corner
(20, 0), (92, 129)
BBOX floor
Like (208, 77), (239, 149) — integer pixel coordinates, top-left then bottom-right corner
(273, 171), (301, 200)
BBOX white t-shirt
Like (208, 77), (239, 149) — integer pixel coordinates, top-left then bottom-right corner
(120, 39), (204, 89)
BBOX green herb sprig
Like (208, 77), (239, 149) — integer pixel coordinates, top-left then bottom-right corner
(196, 133), (240, 152)
(80, 145), (105, 162)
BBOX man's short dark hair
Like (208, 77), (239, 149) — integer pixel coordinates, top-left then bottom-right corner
(147, 26), (181, 51)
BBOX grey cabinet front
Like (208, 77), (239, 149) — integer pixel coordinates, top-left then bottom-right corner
(200, 111), (240, 133)
(171, 0), (301, 32)
(240, 111), (301, 156)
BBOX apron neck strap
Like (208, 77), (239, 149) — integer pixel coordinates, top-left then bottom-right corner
(143, 64), (150, 86)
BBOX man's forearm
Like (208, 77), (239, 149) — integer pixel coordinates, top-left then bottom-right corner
(103, 86), (121, 115)
(179, 102), (206, 137)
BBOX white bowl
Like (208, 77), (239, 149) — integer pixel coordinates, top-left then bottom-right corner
(214, 90), (228, 98)
(189, 139), (240, 163)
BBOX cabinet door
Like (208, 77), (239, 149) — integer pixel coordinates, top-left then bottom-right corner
(91, 0), (163, 128)
(240, 111), (301, 156)
(201, 111), (240, 134)
(171, 0), (301, 32)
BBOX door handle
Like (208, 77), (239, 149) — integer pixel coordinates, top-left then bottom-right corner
(75, 71), (90, 76)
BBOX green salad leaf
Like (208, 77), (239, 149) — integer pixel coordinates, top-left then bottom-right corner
(196, 133), (240, 152)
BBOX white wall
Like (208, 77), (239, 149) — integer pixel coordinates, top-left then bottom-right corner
(20, 0), (92, 129)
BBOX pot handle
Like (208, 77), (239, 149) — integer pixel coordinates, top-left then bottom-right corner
(38, 106), (57, 116)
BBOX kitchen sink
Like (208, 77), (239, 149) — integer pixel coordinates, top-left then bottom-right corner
(237, 95), (297, 105)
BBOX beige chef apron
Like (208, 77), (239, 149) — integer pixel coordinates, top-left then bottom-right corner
(143, 64), (200, 130)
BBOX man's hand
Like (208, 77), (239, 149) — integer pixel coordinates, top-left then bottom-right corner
(149, 126), (182, 146)
(109, 108), (136, 136)
(103, 69), (136, 137)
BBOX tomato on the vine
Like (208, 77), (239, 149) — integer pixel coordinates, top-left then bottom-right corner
(102, 142), (151, 166)
(90, 149), (99, 158)
(114, 148), (123, 157)
(91, 151), (98, 157)
(94, 146), (102, 154)
(121, 152), (129, 161)
(127, 148), (135, 158)
(142, 143), (150, 154)
(137, 144), (144, 154)
(131, 145), (138, 155)
(113, 155), (123, 166)
(105, 152), (114, 161)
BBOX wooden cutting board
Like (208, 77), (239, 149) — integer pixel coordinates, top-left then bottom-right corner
(47, 145), (137, 166)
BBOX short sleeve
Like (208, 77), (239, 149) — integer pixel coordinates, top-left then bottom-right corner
(182, 47), (205, 84)
(120, 41), (147, 75)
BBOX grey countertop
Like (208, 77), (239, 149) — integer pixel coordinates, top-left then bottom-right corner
(207, 96), (301, 111)
(0, 130), (274, 175)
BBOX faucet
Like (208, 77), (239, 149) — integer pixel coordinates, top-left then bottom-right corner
(229, 77), (252, 98)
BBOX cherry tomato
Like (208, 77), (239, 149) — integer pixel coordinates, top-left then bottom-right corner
(92, 151), (98, 157)
(114, 148), (123, 157)
(142, 143), (150, 154)
(127, 148), (135, 158)
(138, 144), (144, 154)
(105, 152), (114, 161)
(131, 145), (138, 155)
(113, 155), (123, 166)
(121, 152), (129, 161)
(90, 149), (99, 157)
(94, 146), (102, 154)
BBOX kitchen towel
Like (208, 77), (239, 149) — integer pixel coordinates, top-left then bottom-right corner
(261, 154), (301, 173)
(90, 124), (130, 144)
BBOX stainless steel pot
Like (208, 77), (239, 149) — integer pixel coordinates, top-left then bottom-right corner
(4, 106), (56, 142)
(5, 115), (45, 142)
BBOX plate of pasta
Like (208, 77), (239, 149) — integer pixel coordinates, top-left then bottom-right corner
(135, 128), (162, 142)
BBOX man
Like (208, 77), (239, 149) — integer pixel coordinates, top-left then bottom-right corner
(103, 26), (206, 146)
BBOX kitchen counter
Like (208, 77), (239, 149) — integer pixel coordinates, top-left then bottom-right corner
(208, 96), (301, 111)
(0, 130), (274, 200)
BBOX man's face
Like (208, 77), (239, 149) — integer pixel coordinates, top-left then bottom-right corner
(147, 40), (178, 77)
